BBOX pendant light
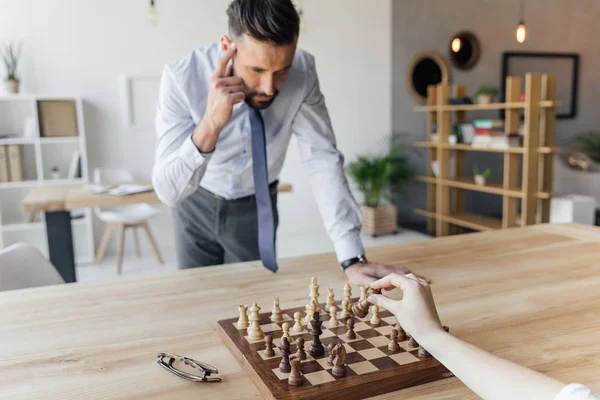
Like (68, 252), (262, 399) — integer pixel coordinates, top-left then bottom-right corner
(148, 0), (160, 25)
(516, 0), (526, 43)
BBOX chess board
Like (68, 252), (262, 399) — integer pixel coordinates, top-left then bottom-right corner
(217, 299), (454, 400)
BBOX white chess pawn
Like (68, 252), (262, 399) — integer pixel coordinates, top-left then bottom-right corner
(328, 306), (339, 328)
(341, 299), (351, 318)
(237, 304), (249, 329)
(370, 305), (381, 325)
(282, 322), (292, 342)
(293, 311), (304, 332)
(270, 296), (283, 323)
(360, 286), (368, 302)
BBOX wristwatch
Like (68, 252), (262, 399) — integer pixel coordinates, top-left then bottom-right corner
(340, 254), (368, 272)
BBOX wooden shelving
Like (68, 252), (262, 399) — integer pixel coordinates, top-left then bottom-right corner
(413, 73), (558, 236)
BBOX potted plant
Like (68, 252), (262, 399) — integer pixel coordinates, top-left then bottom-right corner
(574, 132), (600, 164)
(473, 84), (500, 105)
(1, 42), (22, 94)
(449, 128), (459, 145)
(347, 145), (413, 237)
(473, 164), (491, 186)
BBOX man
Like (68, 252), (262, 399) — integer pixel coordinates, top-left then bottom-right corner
(152, 0), (419, 285)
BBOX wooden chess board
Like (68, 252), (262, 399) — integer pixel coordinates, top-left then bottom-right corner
(217, 299), (454, 400)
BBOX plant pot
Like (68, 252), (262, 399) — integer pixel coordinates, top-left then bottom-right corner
(448, 135), (458, 145)
(477, 94), (492, 105)
(474, 175), (486, 186)
(5, 79), (20, 94)
(360, 204), (397, 236)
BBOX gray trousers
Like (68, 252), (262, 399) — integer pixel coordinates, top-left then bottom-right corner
(173, 182), (279, 269)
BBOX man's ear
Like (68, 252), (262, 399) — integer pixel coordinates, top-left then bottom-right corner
(221, 35), (233, 52)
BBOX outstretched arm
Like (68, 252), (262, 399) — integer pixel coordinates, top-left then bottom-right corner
(368, 273), (595, 400)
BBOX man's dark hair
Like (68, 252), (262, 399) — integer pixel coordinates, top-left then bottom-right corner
(227, 0), (300, 45)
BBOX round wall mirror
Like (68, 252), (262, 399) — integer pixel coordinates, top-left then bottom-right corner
(407, 52), (449, 103)
(449, 31), (481, 70)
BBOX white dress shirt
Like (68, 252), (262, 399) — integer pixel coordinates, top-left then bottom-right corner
(555, 384), (599, 400)
(152, 42), (364, 263)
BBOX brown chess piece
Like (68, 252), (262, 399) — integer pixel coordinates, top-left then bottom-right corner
(264, 334), (276, 357)
(295, 337), (307, 361)
(345, 317), (356, 340)
(279, 337), (292, 373)
(308, 312), (325, 357)
(394, 323), (407, 341)
(351, 288), (381, 318)
(326, 340), (339, 366)
(388, 328), (401, 352)
(288, 356), (303, 386)
(331, 343), (347, 378)
(418, 345), (432, 359)
(408, 335), (419, 348)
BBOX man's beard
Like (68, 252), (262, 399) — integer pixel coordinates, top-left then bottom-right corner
(245, 90), (279, 110)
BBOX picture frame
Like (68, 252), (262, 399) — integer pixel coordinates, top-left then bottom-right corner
(120, 74), (161, 130)
(500, 52), (579, 119)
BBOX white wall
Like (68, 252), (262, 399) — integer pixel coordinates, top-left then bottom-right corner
(0, 0), (392, 258)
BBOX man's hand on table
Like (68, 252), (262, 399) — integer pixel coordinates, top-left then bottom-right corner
(344, 262), (429, 287)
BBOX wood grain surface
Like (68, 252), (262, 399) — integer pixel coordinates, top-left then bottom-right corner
(0, 223), (599, 399)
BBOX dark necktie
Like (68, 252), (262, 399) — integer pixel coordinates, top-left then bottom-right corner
(248, 108), (278, 273)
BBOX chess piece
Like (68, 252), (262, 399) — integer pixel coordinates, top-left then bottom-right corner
(326, 287), (335, 310)
(264, 334), (276, 357)
(352, 288), (381, 318)
(394, 322), (407, 341)
(279, 337), (291, 373)
(360, 286), (368, 302)
(247, 303), (264, 341)
(388, 329), (401, 352)
(344, 282), (352, 304)
(328, 306), (339, 328)
(345, 317), (356, 340)
(408, 335), (419, 348)
(237, 304), (249, 329)
(295, 337), (307, 361)
(326, 339), (340, 365)
(304, 304), (313, 324)
(341, 299), (351, 318)
(271, 296), (283, 323)
(309, 277), (321, 313)
(444, 325), (450, 333)
(418, 345), (432, 359)
(331, 343), (347, 378)
(293, 311), (304, 332)
(370, 305), (381, 325)
(288, 356), (303, 386)
(308, 312), (325, 357)
(282, 322), (292, 343)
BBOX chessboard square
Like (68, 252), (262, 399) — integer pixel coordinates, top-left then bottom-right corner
(258, 350), (279, 361)
(358, 347), (387, 360)
(378, 345), (406, 356)
(370, 356), (400, 370)
(328, 326), (347, 336)
(346, 352), (367, 364)
(304, 370), (336, 385)
(378, 309), (394, 318)
(347, 339), (375, 351)
(244, 335), (264, 344)
(261, 323), (282, 333)
(390, 352), (420, 365)
(382, 316), (398, 325)
(231, 322), (247, 330)
(316, 357), (332, 370)
(343, 343), (356, 354)
(366, 336), (391, 348)
(290, 327), (307, 336)
(323, 321), (342, 330)
(399, 341), (418, 352)
(281, 314), (294, 322)
(271, 367), (290, 380)
(375, 326), (393, 336)
(301, 360), (325, 374)
(320, 329), (335, 339)
(353, 322), (371, 332)
(355, 329), (382, 339)
(348, 361), (378, 375)
(339, 333), (364, 343)
(366, 319), (389, 328)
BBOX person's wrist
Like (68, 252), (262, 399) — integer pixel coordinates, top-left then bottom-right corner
(340, 254), (367, 272)
(193, 119), (220, 152)
(415, 326), (447, 351)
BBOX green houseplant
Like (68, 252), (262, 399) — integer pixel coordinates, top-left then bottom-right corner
(347, 145), (413, 236)
(473, 84), (500, 105)
(573, 132), (600, 164)
(473, 164), (491, 186)
(1, 42), (22, 94)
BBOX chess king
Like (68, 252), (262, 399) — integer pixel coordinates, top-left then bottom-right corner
(152, 0), (424, 285)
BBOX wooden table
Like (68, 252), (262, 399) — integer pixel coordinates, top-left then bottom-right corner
(1, 223), (599, 399)
(21, 182), (293, 283)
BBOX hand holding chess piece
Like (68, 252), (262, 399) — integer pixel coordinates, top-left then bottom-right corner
(352, 288), (382, 318)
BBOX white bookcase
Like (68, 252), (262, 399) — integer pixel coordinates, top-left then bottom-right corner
(0, 95), (94, 264)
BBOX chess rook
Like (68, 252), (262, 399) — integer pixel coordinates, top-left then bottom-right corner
(237, 305), (249, 329)
(308, 311), (325, 357)
(288, 356), (303, 386)
(270, 296), (283, 323)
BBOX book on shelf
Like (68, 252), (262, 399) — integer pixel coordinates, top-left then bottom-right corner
(7, 144), (23, 182)
(0, 145), (9, 182)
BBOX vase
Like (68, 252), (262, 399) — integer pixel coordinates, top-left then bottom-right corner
(5, 79), (20, 94)
(448, 135), (458, 145)
(477, 94), (491, 105)
(360, 204), (398, 237)
(474, 175), (486, 186)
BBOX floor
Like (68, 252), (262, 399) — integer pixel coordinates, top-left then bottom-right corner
(77, 228), (430, 283)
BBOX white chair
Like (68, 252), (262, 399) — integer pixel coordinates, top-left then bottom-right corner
(93, 167), (164, 274)
(0, 243), (64, 291)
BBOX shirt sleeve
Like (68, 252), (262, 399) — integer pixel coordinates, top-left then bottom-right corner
(152, 65), (212, 207)
(555, 384), (600, 400)
(291, 53), (364, 263)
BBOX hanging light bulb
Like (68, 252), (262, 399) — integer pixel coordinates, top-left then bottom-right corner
(516, 0), (526, 43)
(148, 0), (160, 25)
(451, 37), (462, 53)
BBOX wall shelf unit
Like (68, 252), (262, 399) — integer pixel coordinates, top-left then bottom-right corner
(412, 73), (558, 236)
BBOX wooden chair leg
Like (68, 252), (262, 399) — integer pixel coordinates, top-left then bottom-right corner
(116, 224), (126, 275)
(132, 228), (141, 257)
(95, 224), (114, 263)
(142, 222), (164, 264)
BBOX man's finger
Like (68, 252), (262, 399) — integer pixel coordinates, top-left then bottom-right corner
(370, 273), (417, 292)
(224, 60), (233, 78)
(367, 293), (395, 310)
(213, 43), (237, 78)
